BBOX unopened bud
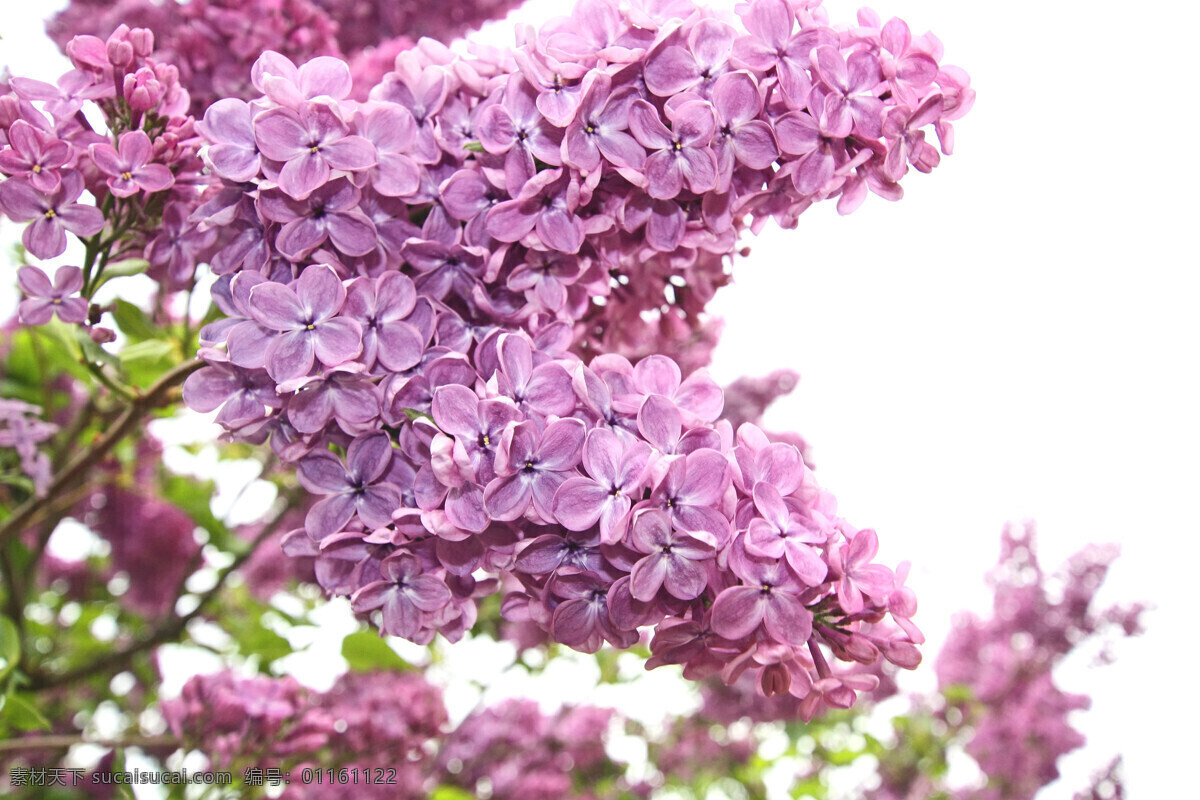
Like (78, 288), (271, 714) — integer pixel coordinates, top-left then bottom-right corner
(107, 39), (134, 69)
(89, 326), (116, 344)
(129, 28), (154, 58)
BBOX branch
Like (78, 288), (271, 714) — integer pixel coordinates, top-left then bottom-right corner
(0, 734), (180, 754)
(0, 359), (202, 544)
(27, 494), (295, 691)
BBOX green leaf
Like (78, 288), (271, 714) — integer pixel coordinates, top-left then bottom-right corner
(121, 339), (175, 364)
(238, 618), (292, 667)
(120, 339), (178, 387)
(2, 692), (51, 731)
(430, 787), (476, 800)
(341, 631), (411, 673)
(0, 615), (20, 682)
(113, 299), (164, 342)
(402, 408), (435, 425)
(159, 474), (234, 552)
(462, 141), (484, 153)
(92, 258), (149, 291)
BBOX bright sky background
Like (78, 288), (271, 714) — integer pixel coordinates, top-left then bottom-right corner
(3, 1), (1198, 798)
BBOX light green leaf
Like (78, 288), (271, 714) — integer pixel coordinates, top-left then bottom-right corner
(113, 299), (164, 341)
(341, 631), (411, 673)
(3, 692), (51, 731)
(120, 339), (175, 364)
(0, 615), (20, 682)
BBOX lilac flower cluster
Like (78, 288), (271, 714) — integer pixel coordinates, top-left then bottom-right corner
(168, 0), (963, 715)
(0, 24), (212, 293)
(934, 525), (1145, 800)
(163, 669), (624, 798)
(46, 0), (528, 116)
(0, 399), (58, 496)
(179, 0), (972, 370)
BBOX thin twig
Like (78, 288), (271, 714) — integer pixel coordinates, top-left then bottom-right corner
(27, 494), (296, 691)
(0, 734), (180, 754)
(0, 359), (202, 544)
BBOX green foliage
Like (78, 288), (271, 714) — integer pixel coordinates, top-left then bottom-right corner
(341, 630), (412, 673)
(0, 614), (19, 683)
(1, 691), (51, 731)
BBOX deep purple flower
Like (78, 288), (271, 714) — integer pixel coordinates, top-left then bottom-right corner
(255, 102), (377, 199)
(88, 130), (174, 197)
(0, 171), (104, 259)
(298, 431), (403, 539)
(17, 265), (88, 325)
(548, 571), (637, 653)
(248, 264), (363, 382)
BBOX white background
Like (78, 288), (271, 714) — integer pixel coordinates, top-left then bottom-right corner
(3, 1), (1198, 797)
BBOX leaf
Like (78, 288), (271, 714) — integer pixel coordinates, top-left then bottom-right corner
(92, 258), (149, 291)
(159, 474), (235, 552)
(76, 327), (122, 372)
(0, 615), (20, 683)
(238, 618), (292, 667)
(121, 339), (175, 364)
(430, 787), (476, 800)
(341, 631), (411, 673)
(120, 339), (179, 387)
(3, 692), (51, 731)
(113, 299), (164, 342)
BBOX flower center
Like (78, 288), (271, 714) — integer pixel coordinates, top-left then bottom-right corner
(121, 171), (133, 180)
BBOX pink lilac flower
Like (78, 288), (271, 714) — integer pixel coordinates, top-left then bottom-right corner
(0, 171), (105, 259)
(254, 103), (377, 199)
(16, 265), (89, 325)
(0, 120), (71, 192)
(88, 130), (175, 197)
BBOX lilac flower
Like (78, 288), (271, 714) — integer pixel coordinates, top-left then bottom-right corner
(351, 552), (452, 639)
(711, 71), (778, 186)
(16, 265), (88, 325)
(485, 417), (586, 522)
(648, 448), (732, 543)
(628, 509), (716, 601)
(644, 18), (736, 96)
(476, 75), (563, 195)
(197, 98), (262, 182)
(505, 250), (584, 313)
(0, 119), (70, 192)
(560, 73), (645, 177)
(548, 571), (638, 653)
(831, 528), (894, 615)
(88, 130), (175, 197)
(743, 483), (827, 586)
(810, 46), (885, 139)
(491, 333), (578, 418)
(0, 171), (104, 259)
(342, 273), (425, 372)
(399, 237), (488, 301)
(731, 0), (837, 101)
(711, 555), (812, 646)
(182, 362), (282, 427)
(287, 370), (381, 434)
(248, 264), (363, 382)
(629, 99), (718, 200)
(485, 168), (585, 253)
(355, 103), (420, 197)
(297, 431), (402, 539)
(430, 384), (522, 486)
(257, 179), (377, 260)
(254, 102), (377, 199)
(553, 427), (652, 543)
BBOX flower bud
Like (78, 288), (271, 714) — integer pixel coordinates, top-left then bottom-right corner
(124, 67), (163, 113)
(107, 39), (134, 69)
(89, 326), (116, 344)
(129, 28), (155, 58)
